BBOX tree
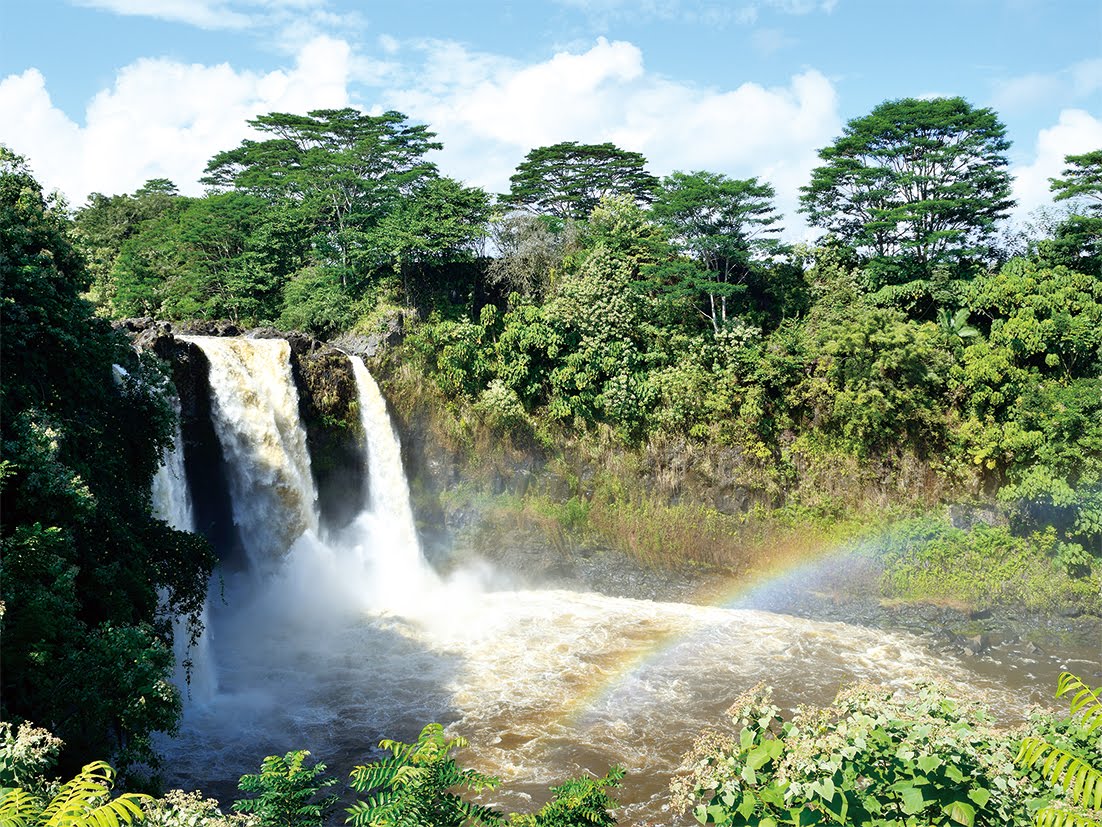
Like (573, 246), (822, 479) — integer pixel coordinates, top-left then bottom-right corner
(0, 147), (214, 775)
(202, 109), (442, 282)
(1050, 149), (1102, 212)
(487, 213), (578, 301)
(502, 142), (658, 221)
(799, 306), (950, 457)
(233, 751), (337, 827)
(73, 179), (185, 309)
(367, 176), (491, 303)
(800, 97), (1014, 292)
(1046, 151), (1102, 275)
(651, 171), (783, 331)
(346, 724), (502, 827)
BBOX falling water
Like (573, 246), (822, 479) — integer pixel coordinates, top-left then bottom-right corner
(179, 336), (318, 568)
(160, 338), (1046, 822)
(340, 354), (438, 601)
(152, 397), (196, 534)
(151, 396), (217, 704)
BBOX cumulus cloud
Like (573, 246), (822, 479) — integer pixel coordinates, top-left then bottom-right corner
(1, 33), (840, 237)
(0, 35), (352, 204)
(992, 57), (1102, 115)
(377, 37), (840, 234)
(552, 0), (835, 25)
(1010, 108), (1102, 219)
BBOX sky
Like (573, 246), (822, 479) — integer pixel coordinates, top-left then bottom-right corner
(1, 0), (1100, 238)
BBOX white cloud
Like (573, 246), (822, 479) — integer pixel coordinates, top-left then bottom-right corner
(376, 37), (840, 235)
(71, 0), (253, 29)
(69, 0), (359, 52)
(1010, 108), (1102, 220)
(552, 0), (835, 25)
(1, 33), (840, 238)
(992, 57), (1102, 114)
(0, 35), (352, 204)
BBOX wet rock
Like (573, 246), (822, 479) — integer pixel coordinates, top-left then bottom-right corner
(968, 633), (989, 654)
(948, 503), (1005, 530)
(331, 311), (408, 359)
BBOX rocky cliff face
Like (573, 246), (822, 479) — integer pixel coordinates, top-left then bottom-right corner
(119, 319), (366, 540)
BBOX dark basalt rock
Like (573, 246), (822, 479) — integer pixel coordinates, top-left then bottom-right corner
(121, 319), (368, 539)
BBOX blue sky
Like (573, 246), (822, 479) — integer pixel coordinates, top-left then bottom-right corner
(1, 0), (1099, 236)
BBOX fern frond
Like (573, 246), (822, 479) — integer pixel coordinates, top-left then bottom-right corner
(1036, 807), (1102, 827)
(0, 788), (42, 827)
(40, 762), (114, 825)
(1019, 737), (1102, 810)
(1057, 673), (1102, 734)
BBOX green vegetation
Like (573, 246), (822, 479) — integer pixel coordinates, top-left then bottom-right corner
(233, 752), (337, 827)
(0, 761), (148, 827)
(1016, 673), (1102, 827)
(670, 678), (1102, 826)
(346, 724), (501, 827)
(0, 149), (215, 778)
(799, 97), (1013, 302)
(502, 142), (658, 221)
(2, 87), (1101, 816)
(876, 518), (1101, 615)
(0, 721), (623, 827)
(1, 674), (1098, 827)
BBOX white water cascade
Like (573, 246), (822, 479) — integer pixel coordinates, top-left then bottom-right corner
(340, 354), (438, 601)
(160, 337), (1031, 823)
(180, 336), (319, 568)
(151, 397), (217, 704)
(152, 398), (196, 535)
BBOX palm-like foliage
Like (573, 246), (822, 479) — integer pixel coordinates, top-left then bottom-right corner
(937, 307), (980, 341)
(233, 750), (337, 827)
(1017, 673), (1102, 827)
(346, 724), (502, 827)
(0, 761), (148, 827)
(509, 766), (624, 827)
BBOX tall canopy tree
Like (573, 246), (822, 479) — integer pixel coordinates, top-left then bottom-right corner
(0, 148), (214, 775)
(799, 97), (1014, 292)
(202, 108), (443, 281)
(73, 179), (185, 309)
(368, 175), (492, 304)
(1046, 149), (1102, 275)
(651, 171), (783, 331)
(502, 141), (659, 221)
(1050, 149), (1102, 211)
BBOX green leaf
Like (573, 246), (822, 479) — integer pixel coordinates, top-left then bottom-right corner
(966, 787), (991, 809)
(898, 785), (926, 815)
(916, 755), (942, 773)
(943, 800), (976, 827)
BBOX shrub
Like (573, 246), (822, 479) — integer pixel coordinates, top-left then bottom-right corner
(233, 751), (337, 827)
(672, 681), (1051, 826)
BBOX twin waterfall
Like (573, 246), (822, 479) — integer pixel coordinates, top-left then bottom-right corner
(152, 335), (996, 823)
(152, 336), (431, 702)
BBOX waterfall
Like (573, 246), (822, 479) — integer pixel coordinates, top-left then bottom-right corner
(151, 396), (216, 704)
(180, 336), (319, 567)
(275, 353), (437, 612)
(348, 357), (425, 564)
(159, 335), (1036, 823)
(152, 397), (196, 533)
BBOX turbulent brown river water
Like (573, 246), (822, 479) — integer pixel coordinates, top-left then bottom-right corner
(154, 337), (1100, 825)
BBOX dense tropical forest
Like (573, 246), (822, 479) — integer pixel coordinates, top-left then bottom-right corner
(2, 93), (1101, 826)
